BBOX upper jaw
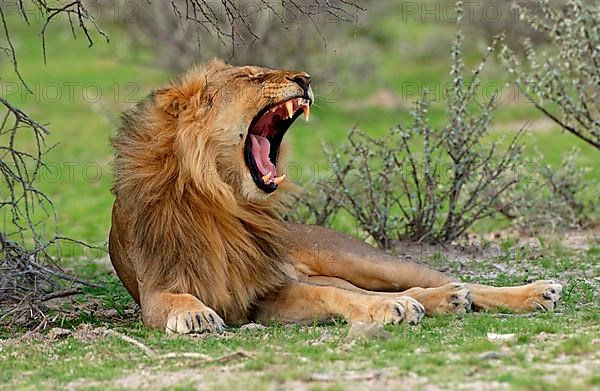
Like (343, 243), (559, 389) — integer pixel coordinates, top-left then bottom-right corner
(265, 82), (313, 117)
(274, 96), (311, 122)
(260, 86), (313, 121)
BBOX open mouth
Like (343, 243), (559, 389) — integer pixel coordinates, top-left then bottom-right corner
(244, 97), (311, 193)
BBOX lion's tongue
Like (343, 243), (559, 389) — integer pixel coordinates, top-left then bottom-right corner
(250, 134), (276, 179)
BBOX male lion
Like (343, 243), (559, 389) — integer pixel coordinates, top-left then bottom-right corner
(109, 60), (562, 334)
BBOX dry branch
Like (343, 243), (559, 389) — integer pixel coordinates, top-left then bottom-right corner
(102, 327), (251, 364)
(114, 0), (364, 71)
(0, 95), (96, 327)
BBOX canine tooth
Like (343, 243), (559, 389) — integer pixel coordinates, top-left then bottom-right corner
(273, 174), (286, 185)
(302, 105), (310, 121)
(262, 172), (272, 183)
(285, 101), (294, 118)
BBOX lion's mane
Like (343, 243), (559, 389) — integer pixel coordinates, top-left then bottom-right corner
(111, 61), (291, 322)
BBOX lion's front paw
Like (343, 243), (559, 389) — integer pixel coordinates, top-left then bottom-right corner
(523, 280), (563, 312)
(368, 296), (425, 326)
(397, 296), (426, 325)
(166, 306), (226, 335)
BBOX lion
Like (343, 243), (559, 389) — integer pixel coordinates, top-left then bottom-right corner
(109, 59), (562, 334)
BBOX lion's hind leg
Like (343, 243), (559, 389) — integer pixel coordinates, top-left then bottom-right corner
(254, 280), (425, 326)
(286, 224), (562, 315)
(469, 280), (563, 312)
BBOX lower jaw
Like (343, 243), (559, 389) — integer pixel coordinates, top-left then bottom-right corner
(244, 144), (281, 194)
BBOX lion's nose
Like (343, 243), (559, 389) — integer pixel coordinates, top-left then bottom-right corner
(288, 73), (311, 93)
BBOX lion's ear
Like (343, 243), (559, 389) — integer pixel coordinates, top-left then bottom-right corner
(154, 88), (186, 117)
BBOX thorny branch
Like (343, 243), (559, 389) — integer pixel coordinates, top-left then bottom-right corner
(118, 0), (364, 71)
(0, 96), (101, 327)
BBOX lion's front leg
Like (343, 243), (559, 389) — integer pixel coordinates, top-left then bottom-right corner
(254, 280), (425, 326)
(140, 290), (226, 335)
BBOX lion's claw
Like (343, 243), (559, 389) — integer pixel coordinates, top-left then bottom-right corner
(166, 307), (226, 335)
(386, 296), (424, 325)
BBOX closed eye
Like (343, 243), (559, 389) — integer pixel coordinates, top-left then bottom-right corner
(248, 72), (266, 81)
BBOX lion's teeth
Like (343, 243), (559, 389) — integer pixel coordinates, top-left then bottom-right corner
(273, 174), (286, 185)
(302, 105), (310, 121)
(285, 101), (294, 118)
(261, 172), (272, 183)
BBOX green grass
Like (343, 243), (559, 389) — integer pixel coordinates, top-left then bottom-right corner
(2, 10), (600, 391)
(2, 236), (598, 389)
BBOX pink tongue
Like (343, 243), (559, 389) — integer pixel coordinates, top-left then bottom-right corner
(250, 134), (276, 179)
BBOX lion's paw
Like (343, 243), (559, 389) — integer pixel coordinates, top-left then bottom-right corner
(441, 283), (472, 314)
(523, 280), (563, 312)
(404, 283), (472, 315)
(166, 306), (226, 335)
(371, 296), (425, 326)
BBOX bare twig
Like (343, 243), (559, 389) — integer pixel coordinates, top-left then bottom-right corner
(0, 1), (108, 89)
(103, 329), (157, 358)
(117, 0), (364, 71)
(40, 288), (82, 302)
(101, 328), (251, 364)
(207, 350), (252, 364)
(0, 97), (97, 326)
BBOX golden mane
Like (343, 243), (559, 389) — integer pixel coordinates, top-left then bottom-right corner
(111, 61), (291, 321)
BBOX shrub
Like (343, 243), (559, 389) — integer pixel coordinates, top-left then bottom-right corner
(501, 0), (600, 149)
(288, 30), (527, 247)
(498, 147), (597, 233)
